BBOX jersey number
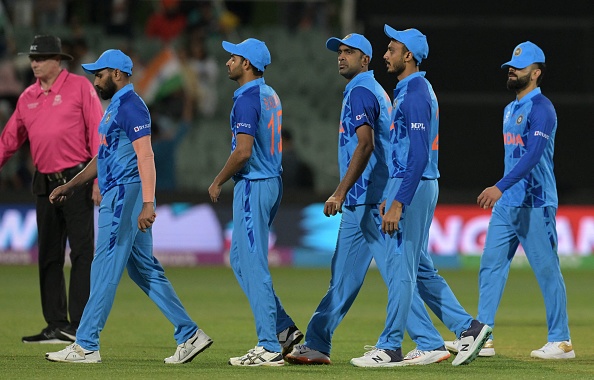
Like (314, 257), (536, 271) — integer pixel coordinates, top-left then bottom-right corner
(267, 110), (283, 155)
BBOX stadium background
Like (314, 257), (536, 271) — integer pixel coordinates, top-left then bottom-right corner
(1, 0), (593, 266)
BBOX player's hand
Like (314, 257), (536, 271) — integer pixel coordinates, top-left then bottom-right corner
(379, 200), (387, 217)
(382, 200), (403, 234)
(91, 183), (102, 206)
(138, 202), (156, 232)
(477, 186), (502, 209)
(208, 182), (222, 203)
(323, 195), (344, 217)
(49, 184), (75, 204)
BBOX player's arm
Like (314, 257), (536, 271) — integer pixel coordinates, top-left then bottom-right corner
(209, 95), (258, 203)
(325, 124), (373, 216)
(478, 103), (555, 209)
(81, 78), (104, 205)
(132, 135), (157, 232)
(208, 133), (254, 202)
(49, 156), (99, 204)
(383, 89), (430, 234)
(325, 86), (379, 216)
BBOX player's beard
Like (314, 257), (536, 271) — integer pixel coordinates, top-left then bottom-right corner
(506, 72), (531, 91)
(228, 65), (242, 81)
(386, 55), (406, 77)
(96, 76), (117, 100)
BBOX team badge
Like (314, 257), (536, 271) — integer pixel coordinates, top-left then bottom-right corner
(516, 115), (523, 124)
(105, 113), (111, 123)
(52, 95), (62, 106)
(514, 47), (522, 56)
(343, 33), (352, 40)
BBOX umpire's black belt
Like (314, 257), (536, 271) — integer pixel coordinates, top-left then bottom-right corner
(44, 162), (87, 182)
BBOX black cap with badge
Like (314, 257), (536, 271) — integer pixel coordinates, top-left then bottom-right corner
(18, 35), (73, 61)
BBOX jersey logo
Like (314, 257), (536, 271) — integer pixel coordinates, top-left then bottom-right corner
(99, 133), (108, 147)
(104, 113), (111, 123)
(134, 124), (150, 132)
(516, 115), (523, 124)
(504, 132), (524, 146)
(52, 95), (62, 106)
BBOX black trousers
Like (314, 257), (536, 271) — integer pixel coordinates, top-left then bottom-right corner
(33, 170), (94, 330)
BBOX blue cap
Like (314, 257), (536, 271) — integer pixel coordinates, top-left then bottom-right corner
(82, 49), (133, 76)
(384, 25), (428, 65)
(222, 38), (271, 72)
(501, 41), (545, 69)
(326, 33), (373, 60)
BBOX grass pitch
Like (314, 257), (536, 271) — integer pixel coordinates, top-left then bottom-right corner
(0, 265), (592, 379)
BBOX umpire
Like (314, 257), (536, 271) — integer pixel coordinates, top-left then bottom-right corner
(0, 35), (103, 343)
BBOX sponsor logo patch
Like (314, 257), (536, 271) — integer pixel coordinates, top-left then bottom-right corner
(134, 124), (150, 132)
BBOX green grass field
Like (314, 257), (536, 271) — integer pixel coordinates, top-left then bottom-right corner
(1, 265), (592, 379)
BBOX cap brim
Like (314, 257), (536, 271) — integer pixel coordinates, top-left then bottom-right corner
(19, 52), (73, 61)
(81, 63), (104, 75)
(325, 37), (343, 52)
(384, 24), (400, 41)
(222, 41), (239, 56)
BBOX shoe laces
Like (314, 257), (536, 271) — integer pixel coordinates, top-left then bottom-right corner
(362, 345), (382, 356)
(405, 348), (425, 359)
(240, 346), (260, 359)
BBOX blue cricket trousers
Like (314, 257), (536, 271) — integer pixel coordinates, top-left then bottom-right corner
(230, 177), (295, 353)
(377, 178), (473, 350)
(76, 183), (198, 351)
(477, 204), (570, 342)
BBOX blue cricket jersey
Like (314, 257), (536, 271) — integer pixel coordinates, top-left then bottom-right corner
(390, 72), (440, 205)
(338, 70), (392, 206)
(496, 87), (557, 208)
(97, 84), (151, 194)
(230, 78), (282, 180)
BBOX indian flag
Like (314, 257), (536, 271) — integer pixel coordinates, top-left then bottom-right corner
(135, 47), (183, 106)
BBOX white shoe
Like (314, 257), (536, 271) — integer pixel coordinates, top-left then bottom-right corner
(451, 320), (492, 366)
(229, 346), (284, 366)
(277, 325), (303, 356)
(164, 329), (213, 364)
(350, 345), (404, 367)
(402, 347), (451, 365)
(285, 344), (331, 365)
(530, 341), (575, 359)
(45, 343), (102, 363)
(480, 339), (495, 356)
(446, 338), (495, 357)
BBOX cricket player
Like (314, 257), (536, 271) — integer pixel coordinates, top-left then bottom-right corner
(351, 26), (492, 367)
(45, 49), (212, 364)
(208, 38), (302, 367)
(285, 33), (393, 365)
(471, 41), (574, 359)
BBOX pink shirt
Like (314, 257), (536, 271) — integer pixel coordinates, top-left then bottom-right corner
(0, 69), (103, 174)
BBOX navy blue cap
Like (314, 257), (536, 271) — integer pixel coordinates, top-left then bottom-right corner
(222, 38), (271, 72)
(326, 33), (373, 60)
(82, 49), (133, 76)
